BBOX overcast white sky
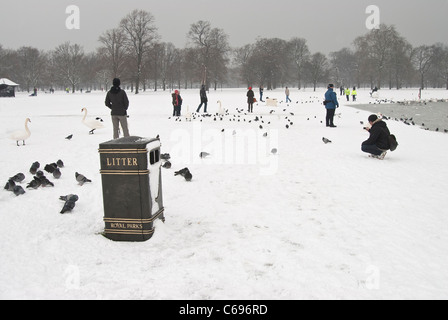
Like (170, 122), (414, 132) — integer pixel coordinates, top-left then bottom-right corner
(1, 0), (447, 54)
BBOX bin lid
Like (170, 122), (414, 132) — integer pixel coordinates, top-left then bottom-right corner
(99, 136), (160, 150)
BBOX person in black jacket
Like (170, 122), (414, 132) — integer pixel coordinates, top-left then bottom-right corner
(362, 114), (390, 159)
(105, 78), (130, 139)
(196, 85), (208, 113)
(247, 87), (255, 113)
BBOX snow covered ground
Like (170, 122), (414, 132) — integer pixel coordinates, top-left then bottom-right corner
(1, 87), (448, 300)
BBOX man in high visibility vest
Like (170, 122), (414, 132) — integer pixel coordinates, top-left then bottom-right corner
(345, 87), (351, 101)
(352, 87), (357, 102)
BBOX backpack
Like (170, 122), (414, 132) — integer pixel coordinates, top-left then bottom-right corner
(389, 134), (398, 152)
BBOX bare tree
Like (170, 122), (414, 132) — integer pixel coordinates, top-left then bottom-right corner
(413, 45), (434, 90)
(306, 52), (329, 91)
(51, 42), (85, 93)
(288, 38), (310, 90)
(98, 28), (127, 79)
(14, 47), (47, 92)
(431, 44), (448, 89)
(354, 24), (400, 89)
(329, 48), (356, 88)
(187, 20), (230, 90)
(120, 9), (159, 94)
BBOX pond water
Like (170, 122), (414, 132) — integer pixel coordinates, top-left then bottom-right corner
(351, 102), (448, 133)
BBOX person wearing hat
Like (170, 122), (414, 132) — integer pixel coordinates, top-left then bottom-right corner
(324, 84), (339, 128)
(247, 87), (255, 113)
(105, 78), (130, 139)
(172, 89), (183, 117)
(361, 114), (390, 160)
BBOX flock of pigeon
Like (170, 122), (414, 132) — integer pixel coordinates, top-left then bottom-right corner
(3, 159), (91, 214)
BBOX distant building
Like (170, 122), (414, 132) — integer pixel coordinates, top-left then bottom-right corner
(0, 78), (19, 97)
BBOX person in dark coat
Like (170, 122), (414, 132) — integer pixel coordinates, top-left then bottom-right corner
(196, 85), (208, 113)
(172, 90), (183, 117)
(105, 78), (130, 139)
(247, 87), (255, 113)
(324, 84), (339, 127)
(362, 114), (390, 159)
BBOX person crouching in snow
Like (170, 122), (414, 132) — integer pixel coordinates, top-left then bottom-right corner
(172, 90), (183, 117)
(361, 114), (390, 160)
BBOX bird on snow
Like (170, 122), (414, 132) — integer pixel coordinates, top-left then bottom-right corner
(81, 107), (105, 134)
(162, 161), (172, 169)
(60, 194), (79, 202)
(59, 194), (79, 214)
(9, 118), (31, 146)
(26, 178), (41, 189)
(200, 152), (210, 158)
(271, 148), (278, 155)
(65, 134), (73, 140)
(4, 179), (16, 191)
(53, 168), (62, 179)
(160, 153), (171, 160)
(10, 173), (25, 183)
(322, 137), (332, 144)
(13, 186), (26, 196)
(174, 168), (193, 182)
(75, 172), (91, 186)
(44, 164), (57, 174)
(29, 162), (40, 175)
(56, 160), (64, 168)
(40, 176), (54, 187)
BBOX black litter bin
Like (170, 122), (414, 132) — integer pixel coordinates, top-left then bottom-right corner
(99, 136), (165, 242)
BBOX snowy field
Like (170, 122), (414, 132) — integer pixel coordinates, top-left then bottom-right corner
(1, 87), (448, 300)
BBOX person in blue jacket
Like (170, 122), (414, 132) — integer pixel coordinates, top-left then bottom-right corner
(324, 84), (339, 127)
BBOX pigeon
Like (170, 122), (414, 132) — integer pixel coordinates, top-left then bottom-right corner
(40, 176), (54, 187)
(26, 178), (41, 189)
(184, 171), (193, 182)
(75, 172), (91, 186)
(322, 137), (332, 144)
(53, 168), (62, 179)
(200, 152), (210, 159)
(65, 134), (73, 140)
(160, 153), (171, 160)
(60, 201), (76, 214)
(29, 162), (40, 175)
(162, 161), (172, 169)
(13, 186), (26, 196)
(10, 173), (25, 183)
(60, 194), (79, 202)
(44, 164), (57, 173)
(56, 160), (64, 168)
(36, 170), (44, 178)
(271, 148), (278, 155)
(4, 179), (16, 191)
(175, 168), (193, 182)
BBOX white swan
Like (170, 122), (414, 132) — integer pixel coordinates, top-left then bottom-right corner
(10, 118), (31, 146)
(81, 107), (105, 134)
(217, 101), (225, 116)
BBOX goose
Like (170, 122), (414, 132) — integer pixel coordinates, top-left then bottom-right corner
(10, 118), (31, 146)
(81, 108), (105, 134)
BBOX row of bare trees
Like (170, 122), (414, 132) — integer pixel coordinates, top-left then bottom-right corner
(1, 11), (447, 93)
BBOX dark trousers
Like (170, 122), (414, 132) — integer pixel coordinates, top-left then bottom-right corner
(197, 102), (207, 113)
(361, 144), (383, 156)
(326, 108), (335, 126)
(248, 102), (254, 113)
(173, 106), (181, 117)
